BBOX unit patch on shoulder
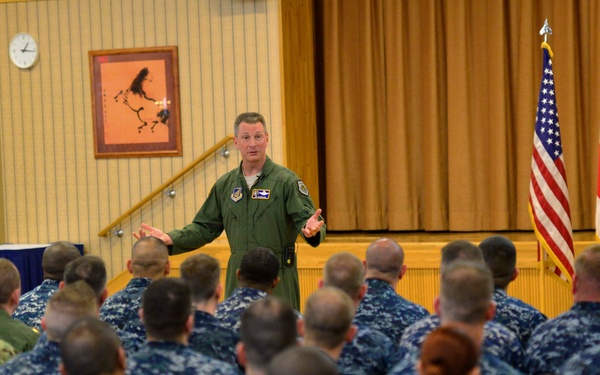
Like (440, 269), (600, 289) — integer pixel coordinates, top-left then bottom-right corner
(252, 189), (271, 200)
(231, 187), (243, 202)
(297, 181), (309, 196)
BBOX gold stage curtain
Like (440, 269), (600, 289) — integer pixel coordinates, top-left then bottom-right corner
(315, 0), (600, 231)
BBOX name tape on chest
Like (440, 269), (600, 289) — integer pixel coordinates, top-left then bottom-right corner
(252, 189), (271, 200)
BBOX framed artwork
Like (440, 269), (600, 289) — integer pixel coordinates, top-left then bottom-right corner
(89, 46), (182, 158)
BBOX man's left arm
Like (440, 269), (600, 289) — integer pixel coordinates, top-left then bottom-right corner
(286, 179), (326, 247)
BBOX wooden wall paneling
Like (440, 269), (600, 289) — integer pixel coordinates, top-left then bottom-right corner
(279, 0), (320, 207)
(0, 0), (280, 280)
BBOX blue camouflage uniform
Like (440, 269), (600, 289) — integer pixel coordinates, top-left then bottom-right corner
(127, 341), (241, 375)
(560, 345), (600, 375)
(525, 301), (600, 375)
(0, 339), (60, 375)
(388, 349), (523, 375)
(492, 288), (546, 346)
(189, 310), (239, 366)
(337, 324), (402, 375)
(354, 278), (429, 344)
(215, 288), (268, 332)
(99, 277), (152, 332)
(119, 325), (145, 356)
(400, 315), (525, 371)
(12, 279), (59, 330)
(215, 287), (301, 332)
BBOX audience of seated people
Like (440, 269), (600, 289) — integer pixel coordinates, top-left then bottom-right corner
(322, 251), (403, 375)
(0, 281), (98, 375)
(390, 261), (520, 374)
(0, 259), (40, 354)
(59, 316), (126, 375)
(13, 241), (81, 330)
(525, 243), (600, 374)
(354, 238), (429, 343)
(4, 236), (597, 374)
(236, 297), (298, 375)
(100, 236), (170, 333)
(479, 235), (547, 346)
(127, 277), (240, 375)
(399, 240), (525, 370)
(298, 286), (356, 361)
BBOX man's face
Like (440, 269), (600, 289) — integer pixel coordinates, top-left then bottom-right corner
(234, 121), (269, 163)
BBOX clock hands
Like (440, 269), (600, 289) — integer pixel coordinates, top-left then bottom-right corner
(19, 42), (36, 53)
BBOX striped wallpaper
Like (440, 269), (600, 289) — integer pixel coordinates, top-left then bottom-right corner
(0, 0), (283, 278)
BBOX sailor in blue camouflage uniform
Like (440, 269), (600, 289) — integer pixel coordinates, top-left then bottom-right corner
(399, 240), (525, 371)
(525, 244), (600, 375)
(338, 322), (402, 375)
(0, 281), (98, 375)
(322, 252), (402, 375)
(391, 262), (521, 375)
(127, 278), (240, 375)
(354, 238), (429, 344)
(391, 339), (522, 375)
(215, 247), (301, 332)
(237, 297), (298, 375)
(400, 314), (525, 371)
(180, 253), (239, 366)
(560, 345), (600, 375)
(12, 241), (81, 330)
(479, 236), (547, 346)
(99, 237), (170, 333)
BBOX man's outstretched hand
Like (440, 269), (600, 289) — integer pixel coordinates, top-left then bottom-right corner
(302, 208), (325, 238)
(133, 223), (173, 245)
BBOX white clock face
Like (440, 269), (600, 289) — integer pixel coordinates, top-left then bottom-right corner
(9, 33), (39, 69)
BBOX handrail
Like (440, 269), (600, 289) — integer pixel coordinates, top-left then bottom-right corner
(98, 135), (235, 236)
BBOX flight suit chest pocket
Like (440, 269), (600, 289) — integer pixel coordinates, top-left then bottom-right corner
(254, 193), (280, 221)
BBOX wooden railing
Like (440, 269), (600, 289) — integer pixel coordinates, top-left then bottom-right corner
(98, 135), (235, 236)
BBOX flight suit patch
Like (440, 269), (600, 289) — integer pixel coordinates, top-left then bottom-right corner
(252, 189), (271, 199)
(297, 181), (309, 196)
(231, 187), (243, 202)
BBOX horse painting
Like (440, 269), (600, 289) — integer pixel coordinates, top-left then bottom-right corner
(114, 67), (171, 133)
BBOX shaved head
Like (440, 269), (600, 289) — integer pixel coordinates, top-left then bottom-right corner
(365, 238), (404, 277)
(130, 237), (169, 279)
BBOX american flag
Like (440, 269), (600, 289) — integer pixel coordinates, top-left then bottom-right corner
(528, 42), (575, 283)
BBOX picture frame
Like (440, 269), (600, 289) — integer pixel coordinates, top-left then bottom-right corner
(89, 46), (182, 158)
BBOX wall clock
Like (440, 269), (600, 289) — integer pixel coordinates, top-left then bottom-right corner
(9, 33), (39, 69)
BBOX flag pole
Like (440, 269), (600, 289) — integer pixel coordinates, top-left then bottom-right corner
(537, 18), (553, 313)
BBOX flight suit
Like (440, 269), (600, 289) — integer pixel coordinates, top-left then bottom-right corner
(168, 157), (325, 310)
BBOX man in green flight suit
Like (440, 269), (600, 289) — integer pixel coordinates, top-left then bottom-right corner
(134, 112), (325, 310)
